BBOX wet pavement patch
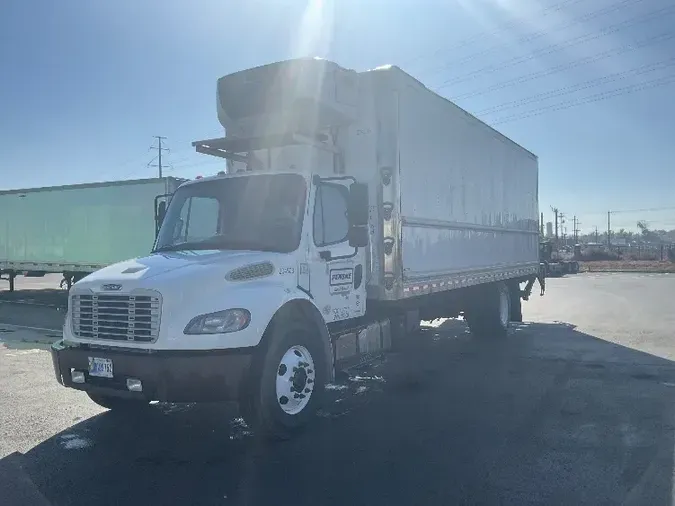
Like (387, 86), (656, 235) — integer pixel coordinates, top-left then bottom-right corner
(631, 372), (659, 381)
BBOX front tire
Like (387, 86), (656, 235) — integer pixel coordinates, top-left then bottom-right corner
(464, 282), (511, 338)
(241, 321), (327, 440)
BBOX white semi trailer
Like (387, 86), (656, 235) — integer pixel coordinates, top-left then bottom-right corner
(51, 58), (544, 438)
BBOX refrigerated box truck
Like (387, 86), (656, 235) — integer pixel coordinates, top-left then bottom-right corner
(0, 177), (183, 290)
(51, 58), (544, 438)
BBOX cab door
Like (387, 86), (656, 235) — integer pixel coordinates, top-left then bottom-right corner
(308, 180), (367, 323)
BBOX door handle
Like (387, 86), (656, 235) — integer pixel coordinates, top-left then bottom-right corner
(353, 264), (363, 289)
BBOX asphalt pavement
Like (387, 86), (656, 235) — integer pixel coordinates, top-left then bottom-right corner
(2, 273), (675, 505)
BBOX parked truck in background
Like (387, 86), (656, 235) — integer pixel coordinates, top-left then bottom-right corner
(51, 58), (544, 438)
(0, 177), (183, 291)
(539, 240), (580, 277)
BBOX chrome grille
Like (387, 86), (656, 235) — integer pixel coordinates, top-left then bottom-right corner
(71, 292), (161, 342)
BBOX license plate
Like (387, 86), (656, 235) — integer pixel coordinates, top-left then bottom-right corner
(88, 357), (113, 378)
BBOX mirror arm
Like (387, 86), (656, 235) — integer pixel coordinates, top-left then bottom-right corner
(326, 248), (359, 262)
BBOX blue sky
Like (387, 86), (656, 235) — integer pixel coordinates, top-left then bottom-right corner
(1, 0), (674, 233)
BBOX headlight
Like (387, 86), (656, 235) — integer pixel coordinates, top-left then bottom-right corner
(183, 309), (251, 335)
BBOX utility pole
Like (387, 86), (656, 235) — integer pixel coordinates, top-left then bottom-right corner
(540, 212), (544, 236)
(607, 211), (611, 246)
(572, 215), (577, 244)
(149, 136), (168, 178)
(559, 212), (566, 246)
(551, 206), (559, 243)
(572, 216), (580, 244)
(594, 226), (599, 243)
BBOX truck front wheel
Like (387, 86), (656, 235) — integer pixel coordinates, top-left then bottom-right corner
(241, 322), (327, 440)
(464, 282), (511, 338)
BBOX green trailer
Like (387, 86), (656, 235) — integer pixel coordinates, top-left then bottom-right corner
(0, 177), (184, 291)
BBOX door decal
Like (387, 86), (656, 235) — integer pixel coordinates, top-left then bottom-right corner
(329, 268), (353, 294)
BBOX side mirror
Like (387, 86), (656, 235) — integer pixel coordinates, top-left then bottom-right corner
(154, 193), (172, 236)
(157, 201), (167, 224)
(348, 183), (369, 227)
(154, 200), (167, 237)
(348, 226), (369, 248)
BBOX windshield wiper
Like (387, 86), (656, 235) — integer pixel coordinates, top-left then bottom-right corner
(153, 236), (281, 253)
(152, 241), (216, 253)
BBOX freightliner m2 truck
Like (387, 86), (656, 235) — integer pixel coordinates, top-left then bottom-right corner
(51, 58), (543, 438)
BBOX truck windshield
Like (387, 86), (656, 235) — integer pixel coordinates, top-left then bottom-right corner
(154, 173), (307, 254)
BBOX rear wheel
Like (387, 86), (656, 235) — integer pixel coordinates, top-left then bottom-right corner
(86, 393), (148, 411)
(464, 282), (511, 338)
(241, 321), (327, 440)
(510, 285), (523, 323)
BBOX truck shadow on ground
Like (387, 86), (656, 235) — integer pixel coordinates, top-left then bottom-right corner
(5, 320), (675, 506)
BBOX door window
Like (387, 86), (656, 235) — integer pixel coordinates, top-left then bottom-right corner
(313, 184), (349, 247)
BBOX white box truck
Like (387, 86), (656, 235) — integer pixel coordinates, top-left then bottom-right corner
(0, 177), (183, 290)
(51, 58), (544, 438)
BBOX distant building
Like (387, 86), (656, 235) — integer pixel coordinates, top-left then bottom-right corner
(546, 222), (553, 238)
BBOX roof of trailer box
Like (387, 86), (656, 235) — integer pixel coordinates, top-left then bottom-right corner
(0, 177), (186, 196)
(362, 64), (537, 160)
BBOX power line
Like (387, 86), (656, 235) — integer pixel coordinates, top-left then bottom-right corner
(562, 206), (675, 218)
(425, 0), (647, 80)
(433, 4), (675, 91)
(100, 151), (153, 181)
(475, 57), (675, 116)
(170, 159), (226, 171)
(451, 31), (675, 101)
(404, 0), (588, 71)
(490, 73), (675, 125)
(611, 206), (675, 215)
(164, 129), (224, 156)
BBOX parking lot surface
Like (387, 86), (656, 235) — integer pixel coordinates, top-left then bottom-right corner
(2, 273), (675, 505)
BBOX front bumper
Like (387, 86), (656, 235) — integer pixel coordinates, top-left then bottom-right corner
(51, 340), (252, 402)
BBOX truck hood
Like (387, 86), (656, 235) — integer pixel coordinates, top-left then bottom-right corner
(77, 250), (284, 288)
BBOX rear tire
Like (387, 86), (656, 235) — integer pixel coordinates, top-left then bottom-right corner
(241, 321), (327, 440)
(87, 393), (148, 411)
(464, 282), (511, 338)
(510, 285), (523, 323)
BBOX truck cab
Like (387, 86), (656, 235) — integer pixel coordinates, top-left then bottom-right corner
(51, 58), (375, 438)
